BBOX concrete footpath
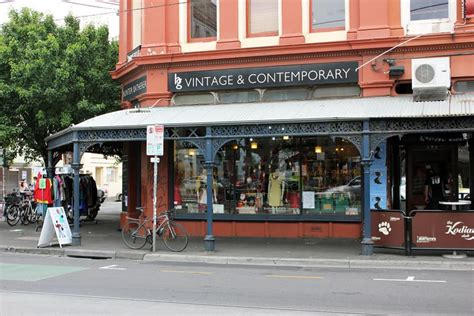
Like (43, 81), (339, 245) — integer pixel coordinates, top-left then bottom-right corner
(1, 203), (473, 271)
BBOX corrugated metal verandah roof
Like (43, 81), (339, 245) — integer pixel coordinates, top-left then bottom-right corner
(46, 94), (474, 141)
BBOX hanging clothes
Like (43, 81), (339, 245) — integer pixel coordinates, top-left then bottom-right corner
(34, 172), (53, 204)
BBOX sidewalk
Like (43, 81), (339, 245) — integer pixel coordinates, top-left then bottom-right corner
(1, 204), (473, 271)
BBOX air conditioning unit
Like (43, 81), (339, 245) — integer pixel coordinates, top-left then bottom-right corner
(412, 57), (450, 101)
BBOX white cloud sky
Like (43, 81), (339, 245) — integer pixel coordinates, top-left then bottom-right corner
(0, 0), (119, 39)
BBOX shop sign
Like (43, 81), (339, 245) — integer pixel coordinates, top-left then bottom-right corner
(371, 210), (405, 248)
(168, 62), (358, 92)
(38, 207), (72, 248)
(402, 133), (465, 145)
(123, 76), (147, 101)
(412, 212), (474, 249)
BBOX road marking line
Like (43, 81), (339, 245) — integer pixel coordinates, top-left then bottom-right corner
(374, 277), (446, 283)
(266, 275), (324, 280)
(160, 269), (212, 275)
(99, 265), (126, 271)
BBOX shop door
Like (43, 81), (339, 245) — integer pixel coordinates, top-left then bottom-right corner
(406, 146), (456, 211)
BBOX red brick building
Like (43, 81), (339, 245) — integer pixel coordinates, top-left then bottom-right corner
(48, 0), (474, 253)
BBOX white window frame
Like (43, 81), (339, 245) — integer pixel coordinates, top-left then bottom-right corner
(401, 0), (456, 35)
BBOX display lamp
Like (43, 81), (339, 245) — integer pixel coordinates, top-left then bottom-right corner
(315, 146), (322, 153)
(251, 142), (258, 149)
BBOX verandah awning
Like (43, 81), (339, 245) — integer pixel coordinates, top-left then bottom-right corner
(68, 95), (474, 130)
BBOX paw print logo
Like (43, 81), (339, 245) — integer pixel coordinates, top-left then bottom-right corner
(378, 222), (391, 236)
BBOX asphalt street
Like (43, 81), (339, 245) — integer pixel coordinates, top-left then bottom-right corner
(1, 252), (473, 316)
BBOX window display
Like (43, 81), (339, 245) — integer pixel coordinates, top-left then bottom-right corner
(174, 136), (361, 217)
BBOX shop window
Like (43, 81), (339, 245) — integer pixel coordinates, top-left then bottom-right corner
(312, 85), (360, 98)
(263, 88), (310, 102)
(248, 0), (278, 37)
(301, 137), (361, 215)
(311, 0), (345, 31)
(453, 80), (474, 93)
(172, 93), (215, 105)
(218, 90), (260, 104)
(189, 0), (217, 40)
(174, 137), (362, 217)
(174, 144), (204, 214)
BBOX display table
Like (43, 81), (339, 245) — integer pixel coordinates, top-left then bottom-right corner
(439, 201), (471, 211)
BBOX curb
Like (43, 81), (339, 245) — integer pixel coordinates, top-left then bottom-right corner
(2, 245), (473, 271)
(142, 253), (474, 271)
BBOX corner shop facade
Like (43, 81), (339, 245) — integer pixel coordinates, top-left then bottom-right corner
(45, 0), (474, 254)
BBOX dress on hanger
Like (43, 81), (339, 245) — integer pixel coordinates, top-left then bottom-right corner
(268, 172), (283, 207)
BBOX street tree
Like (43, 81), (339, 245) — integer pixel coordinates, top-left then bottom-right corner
(0, 8), (120, 165)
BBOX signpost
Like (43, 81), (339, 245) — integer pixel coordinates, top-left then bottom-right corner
(146, 125), (164, 252)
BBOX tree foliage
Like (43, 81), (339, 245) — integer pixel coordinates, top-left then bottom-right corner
(0, 8), (120, 164)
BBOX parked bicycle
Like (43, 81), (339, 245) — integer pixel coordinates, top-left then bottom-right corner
(122, 207), (188, 252)
(5, 191), (39, 226)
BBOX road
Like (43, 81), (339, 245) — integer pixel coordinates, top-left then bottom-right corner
(0, 253), (473, 315)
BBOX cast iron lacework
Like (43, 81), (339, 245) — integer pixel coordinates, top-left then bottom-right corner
(78, 129), (146, 142)
(213, 139), (238, 157)
(79, 142), (98, 155)
(179, 140), (206, 153)
(212, 121), (362, 138)
(370, 134), (401, 153)
(168, 127), (205, 138)
(338, 135), (362, 154)
(370, 117), (474, 133)
(85, 143), (124, 157)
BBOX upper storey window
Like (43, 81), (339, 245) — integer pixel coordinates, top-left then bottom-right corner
(311, 0), (345, 31)
(248, 0), (278, 36)
(403, 0), (455, 35)
(410, 0), (448, 20)
(190, 0), (217, 40)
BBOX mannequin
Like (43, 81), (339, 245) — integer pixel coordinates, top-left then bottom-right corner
(268, 170), (285, 213)
(196, 169), (217, 210)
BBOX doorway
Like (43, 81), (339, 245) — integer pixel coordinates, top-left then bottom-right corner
(405, 145), (456, 211)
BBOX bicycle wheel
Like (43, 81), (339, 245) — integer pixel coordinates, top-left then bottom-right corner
(122, 221), (148, 249)
(6, 205), (20, 226)
(162, 221), (188, 252)
(28, 206), (39, 224)
(20, 206), (30, 225)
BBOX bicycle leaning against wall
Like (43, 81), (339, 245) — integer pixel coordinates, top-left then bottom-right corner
(122, 207), (188, 252)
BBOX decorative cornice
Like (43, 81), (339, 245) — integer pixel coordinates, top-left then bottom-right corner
(112, 32), (474, 79)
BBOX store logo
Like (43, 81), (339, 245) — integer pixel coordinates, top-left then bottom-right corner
(445, 221), (474, 241)
(378, 222), (391, 235)
(174, 74), (183, 90)
(417, 236), (436, 243)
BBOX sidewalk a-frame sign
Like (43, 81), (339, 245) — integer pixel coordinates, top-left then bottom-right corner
(38, 207), (72, 248)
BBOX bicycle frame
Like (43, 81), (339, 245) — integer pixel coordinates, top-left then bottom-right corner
(125, 210), (173, 240)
